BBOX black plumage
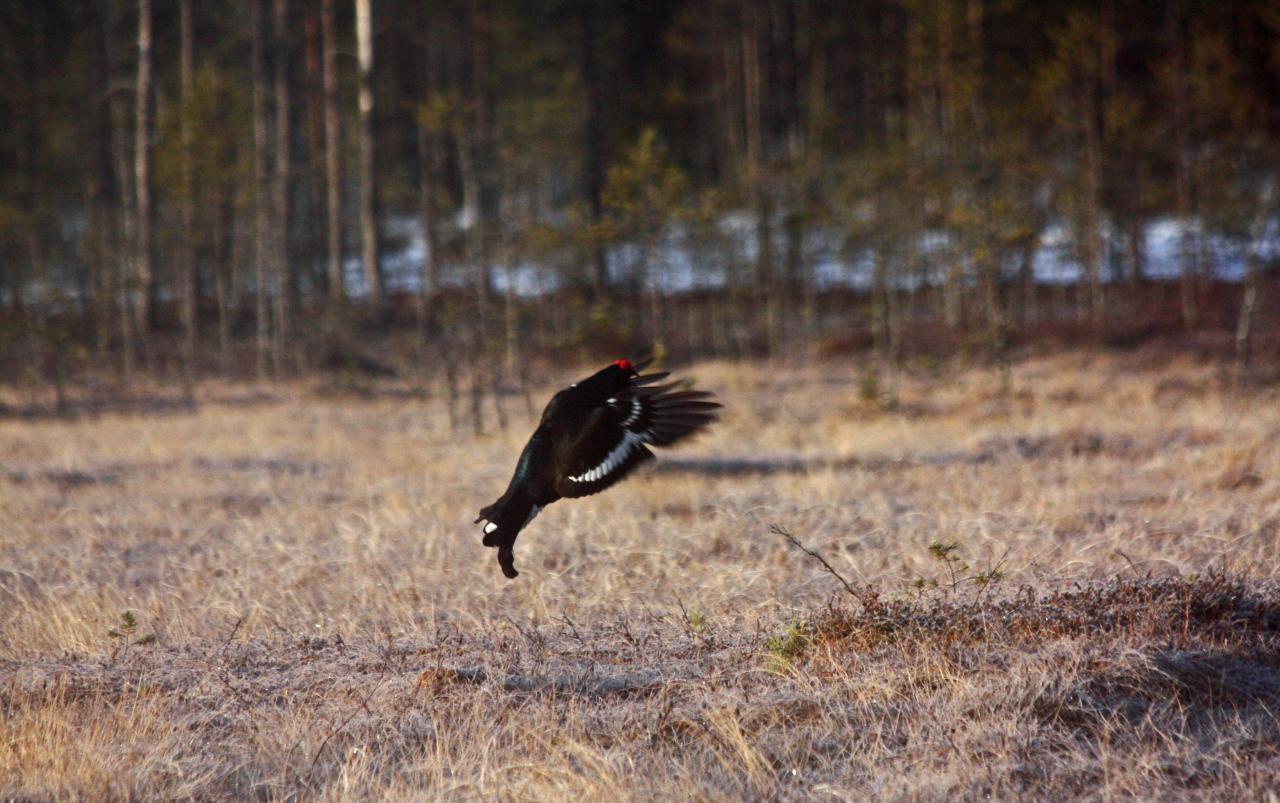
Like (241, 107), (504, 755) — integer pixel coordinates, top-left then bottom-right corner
(475, 358), (720, 578)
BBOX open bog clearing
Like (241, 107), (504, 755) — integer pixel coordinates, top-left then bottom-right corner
(2, 349), (1280, 800)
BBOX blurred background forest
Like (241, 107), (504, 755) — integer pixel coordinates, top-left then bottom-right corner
(1, 0), (1278, 398)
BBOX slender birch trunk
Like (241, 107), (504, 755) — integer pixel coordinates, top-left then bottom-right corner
(134, 0), (153, 337)
(251, 0), (271, 378)
(355, 0), (382, 303)
(273, 0), (291, 374)
(179, 0), (198, 376)
(322, 0), (344, 301)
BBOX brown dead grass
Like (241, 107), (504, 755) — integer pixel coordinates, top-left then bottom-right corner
(2, 347), (1280, 800)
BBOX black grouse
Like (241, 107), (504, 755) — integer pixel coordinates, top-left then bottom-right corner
(476, 358), (720, 578)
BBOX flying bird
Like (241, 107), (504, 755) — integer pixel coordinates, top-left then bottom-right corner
(476, 358), (720, 578)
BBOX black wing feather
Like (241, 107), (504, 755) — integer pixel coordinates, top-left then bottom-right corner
(554, 372), (720, 498)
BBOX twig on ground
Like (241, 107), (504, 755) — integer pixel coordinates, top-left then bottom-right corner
(1115, 549), (1145, 577)
(211, 615), (252, 710)
(420, 665), (662, 697)
(672, 591), (698, 640)
(557, 612), (585, 645)
(219, 615), (246, 658)
(307, 662), (390, 783)
(771, 524), (860, 600)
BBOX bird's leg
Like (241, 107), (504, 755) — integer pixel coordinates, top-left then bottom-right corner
(497, 545), (519, 578)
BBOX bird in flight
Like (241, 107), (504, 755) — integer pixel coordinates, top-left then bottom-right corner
(476, 358), (720, 578)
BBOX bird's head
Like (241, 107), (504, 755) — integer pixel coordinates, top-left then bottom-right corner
(578, 358), (639, 398)
(607, 359), (640, 385)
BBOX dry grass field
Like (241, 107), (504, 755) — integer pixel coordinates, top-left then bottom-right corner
(3, 347), (1280, 800)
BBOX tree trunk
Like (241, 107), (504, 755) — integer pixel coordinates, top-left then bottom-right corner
(90, 185), (113, 353)
(179, 0), (198, 376)
(1234, 253), (1258, 384)
(640, 234), (661, 340)
(88, 7), (113, 355)
(1170, 0), (1197, 330)
(415, 52), (440, 323)
(1082, 81), (1105, 332)
(981, 254), (1005, 355)
(106, 13), (136, 379)
(756, 189), (780, 354)
(1019, 236), (1038, 328)
(251, 0), (271, 378)
(797, 1), (822, 340)
(503, 270), (519, 375)
(273, 0), (292, 374)
(498, 163), (520, 374)
(134, 0), (154, 338)
(214, 190), (233, 373)
(718, 32), (743, 173)
(871, 249), (888, 359)
(461, 2), (493, 321)
(578, 0), (608, 294)
(469, 366), (485, 436)
(743, 3), (778, 354)
(355, 0), (382, 304)
(942, 262), (963, 330)
(933, 3), (962, 333)
(1125, 216), (1144, 287)
(302, 6), (327, 299)
(887, 268), (903, 363)
(457, 124), (488, 325)
(322, 0), (344, 301)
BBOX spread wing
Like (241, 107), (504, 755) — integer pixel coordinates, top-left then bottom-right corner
(553, 373), (720, 499)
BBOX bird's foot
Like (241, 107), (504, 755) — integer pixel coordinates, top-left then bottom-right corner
(497, 546), (519, 579)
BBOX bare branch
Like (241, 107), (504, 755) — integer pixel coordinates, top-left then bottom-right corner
(771, 524), (860, 601)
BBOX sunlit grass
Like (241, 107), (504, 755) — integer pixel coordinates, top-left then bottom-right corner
(2, 349), (1278, 799)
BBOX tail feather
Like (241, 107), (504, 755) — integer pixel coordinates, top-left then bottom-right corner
(634, 379), (721, 447)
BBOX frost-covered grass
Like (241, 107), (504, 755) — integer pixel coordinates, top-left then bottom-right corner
(2, 349), (1279, 800)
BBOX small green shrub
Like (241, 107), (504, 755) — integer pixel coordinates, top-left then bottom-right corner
(764, 619), (811, 671)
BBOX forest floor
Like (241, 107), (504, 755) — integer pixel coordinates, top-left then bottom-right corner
(2, 346), (1280, 800)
